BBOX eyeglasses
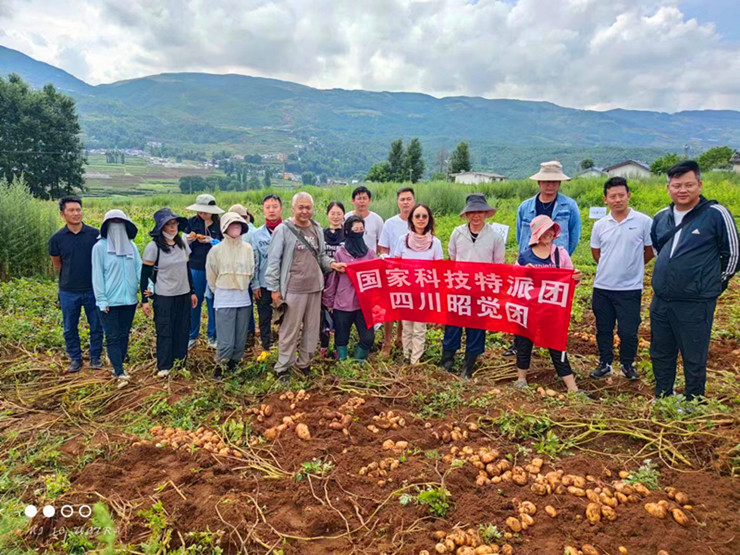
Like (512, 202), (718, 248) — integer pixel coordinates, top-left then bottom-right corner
(413, 214), (429, 220)
(668, 182), (699, 191)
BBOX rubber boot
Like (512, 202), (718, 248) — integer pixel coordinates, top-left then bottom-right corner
(439, 350), (456, 373)
(460, 353), (478, 380)
(337, 346), (348, 360)
(227, 360), (238, 373)
(353, 346), (369, 361)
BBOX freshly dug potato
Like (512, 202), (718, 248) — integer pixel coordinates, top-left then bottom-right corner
(563, 546), (579, 555)
(657, 551), (669, 555)
(644, 502), (667, 519)
(586, 489), (600, 503)
(567, 486), (586, 497)
(434, 542), (447, 553)
(501, 545), (513, 555)
(671, 508), (691, 526)
(512, 472), (528, 486)
(585, 503), (601, 524)
(545, 505), (558, 518)
(618, 547), (628, 554)
(295, 423), (311, 440)
(674, 492), (690, 505)
(520, 513), (535, 527)
(581, 544), (599, 555)
(519, 501), (537, 515)
(632, 482), (650, 497)
(475, 546), (495, 555)
(601, 505), (617, 521)
(382, 439), (395, 450)
(505, 517), (522, 533)
(531, 482), (548, 496)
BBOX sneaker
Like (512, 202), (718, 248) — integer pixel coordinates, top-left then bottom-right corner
(570, 389), (594, 401)
(90, 358), (104, 369)
(502, 345), (517, 357)
(589, 361), (613, 379)
(257, 350), (270, 362)
(513, 379), (528, 390)
(188, 338), (197, 350)
(116, 373), (130, 389)
(207, 338), (218, 349)
(621, 362), (639, 381)
(156, 369), (171, 378)
(276, 371), (290, 384)
(66, 360), (83, 374)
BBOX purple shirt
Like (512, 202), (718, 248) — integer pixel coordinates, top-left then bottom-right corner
(322, 246), (377, 311)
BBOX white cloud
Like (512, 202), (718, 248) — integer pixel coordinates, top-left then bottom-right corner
(0, 0), (737, 111)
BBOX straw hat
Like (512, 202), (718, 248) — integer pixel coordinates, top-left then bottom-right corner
(529, 215), (561, 246)
(220, 211), (250, 235)
(529, 161), (570, 182)
(186, 194), (224, 214)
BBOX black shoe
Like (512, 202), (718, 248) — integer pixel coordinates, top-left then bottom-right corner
(439, 350), (456, 373)
(66, 360), (83, 374)
(214, 366), (224, 380)
(276, 371), (291, 384)
(297, 365), (311, 377)
(621, 362), (639, 381)
(90, 358), (103, 369)
(460, 354), (478, 380)
(227, 360), (238, 373)
(502, 344), (517, 357)
(589, 361), (613, 379)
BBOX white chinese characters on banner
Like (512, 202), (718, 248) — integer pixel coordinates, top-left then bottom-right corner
(419, 292), (442, 311)
(356, 269), (382, 292)
(415, 268), (440, 287)
(444, 270), (471, 290)
(477, 297), (502, 319)
(447, 294), (472, 316)
(475, 272), (503, 293)
(386, 268), (411, 287)
(538, 280), (570, 307)
(390, 292), (413, 309)
(505, 302), (529, 328)
(506, 276), (534, 300)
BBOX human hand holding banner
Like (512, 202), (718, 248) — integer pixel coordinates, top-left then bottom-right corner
(345, 258), (576, 351)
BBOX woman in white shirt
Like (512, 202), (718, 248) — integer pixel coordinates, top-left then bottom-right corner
(391, 204), (443, 364)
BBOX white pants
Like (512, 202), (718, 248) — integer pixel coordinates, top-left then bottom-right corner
(402, 321), (426, 364)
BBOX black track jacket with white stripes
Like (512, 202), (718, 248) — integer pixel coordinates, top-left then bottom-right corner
(651, 196), (739, 302)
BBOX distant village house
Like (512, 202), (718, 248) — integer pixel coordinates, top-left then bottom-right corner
(603, 160), (652, 179)
(731, 151), (740, 173)
(576, 167), (608, 178)
(451, 171), (506, 184)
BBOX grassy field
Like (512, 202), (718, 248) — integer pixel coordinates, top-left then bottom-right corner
(0, 174), (738, 554)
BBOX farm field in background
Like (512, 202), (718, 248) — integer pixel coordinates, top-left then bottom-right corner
(0, 175), (739, 554)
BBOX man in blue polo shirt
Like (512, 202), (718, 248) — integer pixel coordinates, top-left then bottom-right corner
(589, 177), (653, 381)
(48, 196), (104, 373)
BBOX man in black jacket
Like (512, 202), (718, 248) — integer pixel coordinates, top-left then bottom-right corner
(650, 160), (738, 401)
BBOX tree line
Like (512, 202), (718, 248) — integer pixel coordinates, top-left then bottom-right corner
(365, 139), (472, 183)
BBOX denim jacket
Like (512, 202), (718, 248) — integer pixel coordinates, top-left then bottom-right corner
(248, 224), (273, 290)
(516, 193), (581, 255)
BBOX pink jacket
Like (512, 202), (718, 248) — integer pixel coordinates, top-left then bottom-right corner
(322, 246), (377, 311)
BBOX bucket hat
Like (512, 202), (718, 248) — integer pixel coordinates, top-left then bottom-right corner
(459, 193), (496, 217)
(529, 215), (561, 246)
(186, 194), (224, 214)
(150, 207), (187, 237)
(220, 211), (250, 235)
(100, 209), (137, 239)
(529, 161), (570, 182)
(228, 203), (255, 224)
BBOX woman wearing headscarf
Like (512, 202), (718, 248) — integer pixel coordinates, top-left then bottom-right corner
(390, 204), (443, 364)
(320, 201), (346, 358)
(185, 194), (224, 350)
(206, 212), (256, 378)
(140, 208), (197, 378)
(92, 209), (141, 387)
(322, 215), (376, 360)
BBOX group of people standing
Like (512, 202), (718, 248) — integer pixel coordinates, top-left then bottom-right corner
(49, 159), (737, 400)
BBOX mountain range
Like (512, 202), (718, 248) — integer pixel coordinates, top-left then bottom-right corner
(2, 44), (739, 178)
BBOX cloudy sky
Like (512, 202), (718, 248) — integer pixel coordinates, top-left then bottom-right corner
(0, 0), (738, 112)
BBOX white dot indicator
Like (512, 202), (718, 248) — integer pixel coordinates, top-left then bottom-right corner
(43, 505), (56, 518)
(24, 505), (38, 518)
(79, 505), (92, 519)
(61, 505), (74, 518)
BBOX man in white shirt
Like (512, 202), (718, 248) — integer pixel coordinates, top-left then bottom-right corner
(345, 186), (384, 252)
(377, 187), (415, 356)
(589, 177), (654, 381)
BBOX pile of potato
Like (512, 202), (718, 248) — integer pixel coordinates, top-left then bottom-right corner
(358, 457), (402, 486)
(138, 426), (242, 458)
(262, 412), (309, 441)
(278, 389), (310, 410)
(367, 409), (407, 434)
(430, 422), (476, 443)
(246, 404), (273, 423)
(381, 439), (409, 452)
(320, 409), (353, 436)
(339, 396), (366, 413)
(418, 528), (513, 554)
(644, 488), (693, 526)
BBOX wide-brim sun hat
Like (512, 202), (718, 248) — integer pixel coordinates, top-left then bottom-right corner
(459, 193), (496, 217)
(187, 194), (224, 214)
(529, 215), (561, 246)
(100, 209), (137, 239)
(529, 160), (570, 182)
(220, 211), (250, 235)
(150, 207), (187, 237)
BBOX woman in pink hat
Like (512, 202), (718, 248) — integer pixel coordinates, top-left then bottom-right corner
(514, 215), (585, 395)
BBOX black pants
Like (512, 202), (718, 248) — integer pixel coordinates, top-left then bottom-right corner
(153, 293), (191, 371)
(256, 287), (273, 350)
(320, 305), (332, 349)
(100, 304), (137, 376)
(650, 296), (716, 401)
(514, 335), (572, 377)
(334, 309), (374, 350)
(592, 288), (642, 366)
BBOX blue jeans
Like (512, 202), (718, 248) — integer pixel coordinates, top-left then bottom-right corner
(59, 289), (104, 362)
(100, 304), (136, 376)
(190, 269), (216, 340)
(442, 325), (486, 356)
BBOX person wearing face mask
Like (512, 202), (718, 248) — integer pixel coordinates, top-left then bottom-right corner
(91, 209), (142, 387)
(140, 208), (198, 378)
(319, 201), (346, 358)
(229, 203), (259, 348)
(390, 204), (443, 365)
(206, 212), (256, 379)
(322, 215), (377, 361)
(440, 194), (506, 379)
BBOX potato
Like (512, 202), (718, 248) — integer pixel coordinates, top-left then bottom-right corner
(519, 501), (537, 515)
(295, 423), (311, 440)
(601, 505), (617, 521)
(435, 542), (447, 554)
(563, 546), (579, 555)
(531, 482), (548, 496)
(567, 486), (586, 497)
(475, 546), (495, 555)
(218, 448), (230, 456)
(600, 493), (618, 508)
(618, 547), (628, 554)
(674, 492), (689, 505)
(501, 545), (512, 555)
(458, 547), (475, 555)
(644, 502), (667, 519)
(382, 439), (395, 450)
(671, 508), (690, 526)
(432, 531), (447, 540)
(520, 513), (534, 527)
(586, 489), (600, 504)
(545, 505), (558, 518)
(505, 517), (521, 533)
(657, 551), (669, 555)
(512, 472), (528, 486)
(445, 538), (455, 552)
(420, 551), (430, 555)
(632, 483), (650, 497)
(395, 440), (409, 450)
(615, 492), (628, 505)
(619, 470), (630, 479)
(585, 503), (601, 524)
(581, 545), (599, 555)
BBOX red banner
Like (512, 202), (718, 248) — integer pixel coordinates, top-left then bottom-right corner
(345, 258), (576, 351)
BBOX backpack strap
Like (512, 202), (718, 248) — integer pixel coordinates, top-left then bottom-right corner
(654, 201), (715, 252)
(553, 245), (561, 268)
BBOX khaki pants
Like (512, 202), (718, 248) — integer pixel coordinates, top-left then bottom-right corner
(402, 320), (427, 364)
(274, 291), (322, 375)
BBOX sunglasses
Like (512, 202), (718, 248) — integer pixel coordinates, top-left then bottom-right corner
(413, 213), (429, 220)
